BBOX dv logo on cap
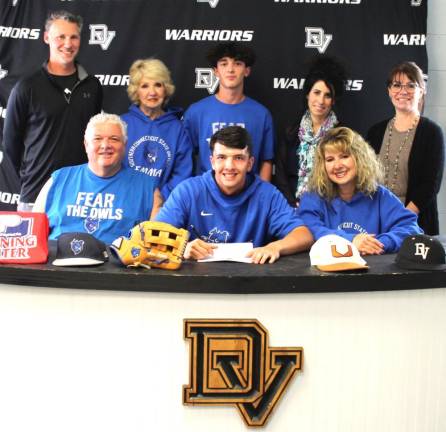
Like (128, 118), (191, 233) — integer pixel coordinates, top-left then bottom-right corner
(414, 243), (429, 260)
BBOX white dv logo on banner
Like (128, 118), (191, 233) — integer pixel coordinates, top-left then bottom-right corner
(305, 27), (332, 53)
(411, 0), (422, 6)
(197, 0), (219, 7)
(0, 65), (8, 80)
(195, 68), (220, 94)
(89, 24), (116, 50)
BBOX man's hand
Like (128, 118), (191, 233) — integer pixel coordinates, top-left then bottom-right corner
(246, 243), (281, 264)
(184, 239), (217, 260)
(353, 233), (384, 255)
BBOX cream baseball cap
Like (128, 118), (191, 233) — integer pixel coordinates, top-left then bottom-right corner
(310, 234), (368, 272)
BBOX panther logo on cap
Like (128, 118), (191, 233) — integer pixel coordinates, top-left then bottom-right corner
(70, 239), (85, 256)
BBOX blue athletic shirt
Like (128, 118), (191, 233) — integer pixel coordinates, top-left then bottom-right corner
(155, 170), (303, 247)
(183, 95), (275, 175)
(46, 164), (155, 244)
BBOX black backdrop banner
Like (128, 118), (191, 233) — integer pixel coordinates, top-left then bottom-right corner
(0, 0), (428, 210)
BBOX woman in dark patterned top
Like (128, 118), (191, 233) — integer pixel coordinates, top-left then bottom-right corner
(275, 56), (347, 206)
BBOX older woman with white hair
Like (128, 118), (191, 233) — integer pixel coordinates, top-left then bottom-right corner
(121, 58), (192, 199)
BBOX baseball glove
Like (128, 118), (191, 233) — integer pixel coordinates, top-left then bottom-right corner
(110, 221), (189, 270)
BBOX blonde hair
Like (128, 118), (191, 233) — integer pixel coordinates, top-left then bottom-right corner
(127, 58), (175, 105)
(309, 127), (383, 200)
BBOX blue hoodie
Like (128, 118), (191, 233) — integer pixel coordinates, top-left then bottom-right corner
(121, 104), (193, 199)
(298, 186), (423, 253)
(155, 170), (304, 246)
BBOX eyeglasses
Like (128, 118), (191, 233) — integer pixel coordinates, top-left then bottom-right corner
(389, 82), (419, 93)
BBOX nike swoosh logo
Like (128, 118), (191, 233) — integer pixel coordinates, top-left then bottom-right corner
(200, 211), (213, 216)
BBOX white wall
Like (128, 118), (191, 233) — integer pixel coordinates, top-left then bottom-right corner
(1, 284), (445, 432)
(425, 0), (446, 233)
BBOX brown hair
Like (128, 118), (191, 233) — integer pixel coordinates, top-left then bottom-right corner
(386, 61), (425, 90)
(387, 61), (426, 112)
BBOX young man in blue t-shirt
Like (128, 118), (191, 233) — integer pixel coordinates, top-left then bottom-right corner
(155, 126), (312, 264)
(183, 42), (275, 181)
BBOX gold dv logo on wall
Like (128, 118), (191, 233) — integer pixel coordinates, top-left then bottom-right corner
(183, 319), (303, 427)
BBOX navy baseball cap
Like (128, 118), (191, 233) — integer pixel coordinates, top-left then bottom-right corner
(52, 232), (109, 266)
(395, 234), (446, 271)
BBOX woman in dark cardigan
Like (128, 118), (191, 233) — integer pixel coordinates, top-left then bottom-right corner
(367, 62), (444, 235)
(275, 56), (347, 206)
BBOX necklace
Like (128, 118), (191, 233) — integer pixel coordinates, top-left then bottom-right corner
(382, 116), (418, 192)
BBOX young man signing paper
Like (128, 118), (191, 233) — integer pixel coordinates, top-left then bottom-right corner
(155, 126), (313, 264)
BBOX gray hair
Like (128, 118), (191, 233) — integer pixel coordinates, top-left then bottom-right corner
(84, 113), (128, 143)
(45, 10), (83, 33)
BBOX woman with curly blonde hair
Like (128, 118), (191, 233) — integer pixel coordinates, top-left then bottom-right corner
(299, 127), (422, 255)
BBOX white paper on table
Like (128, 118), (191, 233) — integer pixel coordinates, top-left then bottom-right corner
(198, 242), (253, 263)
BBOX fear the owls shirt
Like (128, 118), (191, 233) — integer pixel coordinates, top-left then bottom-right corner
(45, 164), (155, 243)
